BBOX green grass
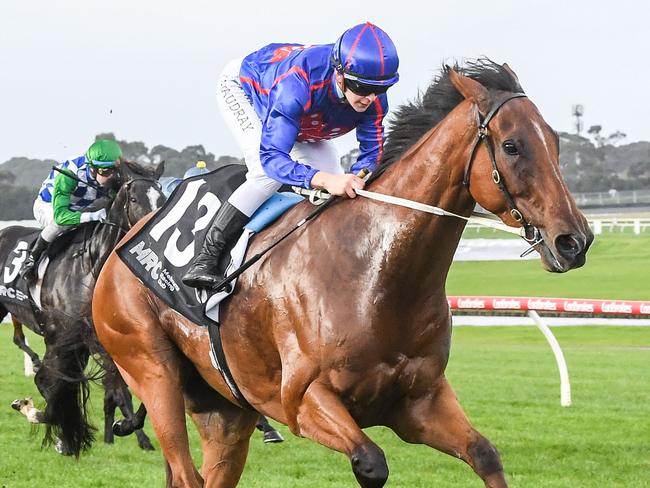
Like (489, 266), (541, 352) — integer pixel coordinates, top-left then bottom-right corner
(1, 326), (648, 487)
(0, 232), (648, 487)
(448, 233), (650, 299)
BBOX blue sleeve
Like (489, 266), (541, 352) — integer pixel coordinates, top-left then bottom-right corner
(259, 72), (319, 188)
(351, 95), (388, 174)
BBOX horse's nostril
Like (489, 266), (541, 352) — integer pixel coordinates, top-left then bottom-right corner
(555, 234), (582, 260)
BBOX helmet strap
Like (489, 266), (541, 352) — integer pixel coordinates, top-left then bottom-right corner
(332, 71), (347, 102)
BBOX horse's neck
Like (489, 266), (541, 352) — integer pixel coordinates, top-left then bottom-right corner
(364, 103), (477, 303)
(89, 210), (127, 271)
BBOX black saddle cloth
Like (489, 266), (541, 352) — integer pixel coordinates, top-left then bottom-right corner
(117, 164), (247, 326)
(0, 226), (39, 309)
(0, 221), (103, 310)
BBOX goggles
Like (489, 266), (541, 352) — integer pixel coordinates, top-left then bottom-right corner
(90, 165), (117, 177)
(344, 78), (391, 97)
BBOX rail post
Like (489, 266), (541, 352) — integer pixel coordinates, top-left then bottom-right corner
(528, 310), (571, 407)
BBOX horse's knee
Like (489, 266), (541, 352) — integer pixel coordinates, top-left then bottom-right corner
(468, 436), (503, 478)
(350, 443), (389, 488)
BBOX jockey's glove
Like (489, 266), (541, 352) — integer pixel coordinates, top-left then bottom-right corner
(81, 208), (107, 223)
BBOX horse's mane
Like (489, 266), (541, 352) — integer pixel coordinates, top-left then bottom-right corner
(381, 58), (524, 166)
(119, 159), (158, 179)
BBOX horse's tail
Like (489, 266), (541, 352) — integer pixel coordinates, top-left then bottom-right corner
(36, 320), (100, 457)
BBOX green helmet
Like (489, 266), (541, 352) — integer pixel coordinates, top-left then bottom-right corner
(86, 139), (122, 168)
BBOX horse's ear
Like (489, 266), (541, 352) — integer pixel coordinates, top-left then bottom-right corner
(502, 63), (520, 85)
(154, 160), (165, 180)
(448, 68), (490, 110)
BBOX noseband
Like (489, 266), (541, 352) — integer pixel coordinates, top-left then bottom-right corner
(463, 93), (542, 246)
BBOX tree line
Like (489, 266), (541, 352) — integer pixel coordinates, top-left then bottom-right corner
(0, 131), (648, 220)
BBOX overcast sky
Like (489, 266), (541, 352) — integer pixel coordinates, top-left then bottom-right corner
(0, 0), (647, 164)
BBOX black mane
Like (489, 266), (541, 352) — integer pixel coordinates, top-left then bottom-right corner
(381, 58), (524, 166)
(120, 159), (158, 179)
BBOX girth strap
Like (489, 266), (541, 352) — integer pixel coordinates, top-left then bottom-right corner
(207, 321), (255, 410)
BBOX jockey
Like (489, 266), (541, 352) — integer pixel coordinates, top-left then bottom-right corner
(19, 139), (122, 280)
(182, 22), (399, 289)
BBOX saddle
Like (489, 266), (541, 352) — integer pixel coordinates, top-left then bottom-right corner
(117, 164), (304, 327)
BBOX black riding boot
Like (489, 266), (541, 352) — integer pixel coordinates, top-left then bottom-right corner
(19, 235), (49, 281)
(182, 201), (249, 289)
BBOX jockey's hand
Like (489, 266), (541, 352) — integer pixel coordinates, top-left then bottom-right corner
(311, 172), (365, 198)
(80, 208), (107, 223)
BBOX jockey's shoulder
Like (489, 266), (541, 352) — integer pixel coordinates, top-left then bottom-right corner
(245, 43), (333, 81)
(53, 169), (79, 193)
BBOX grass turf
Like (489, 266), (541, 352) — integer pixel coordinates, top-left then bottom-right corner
(1, 326), (648, 487)
(448, 233), (650, 300)
(0, 232), (648, 487)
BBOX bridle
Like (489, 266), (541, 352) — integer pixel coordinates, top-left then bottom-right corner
(101, 177), (163, 236)
(123, 177), (163, 230)
(463, 92), (543, 249)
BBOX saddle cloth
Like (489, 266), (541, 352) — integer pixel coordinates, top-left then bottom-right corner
(0, 227), (39, 310)
(0, 222), (106, 314)
(117, 164), (303, 326)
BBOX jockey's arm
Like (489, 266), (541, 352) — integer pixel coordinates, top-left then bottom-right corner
(312, 96), (389, 198)
(259, 74), (319, 189)
(350, 94), (389, 175)
(259, 75), (365, 197)
(52, 172), (83, 226)
(52, 172), (106, 226)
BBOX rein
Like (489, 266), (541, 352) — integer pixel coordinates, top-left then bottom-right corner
(296, 93), (543, 253)
(213, 93), (545, 293)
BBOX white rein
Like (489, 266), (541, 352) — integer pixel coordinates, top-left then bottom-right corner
(291, 186), (527, 238)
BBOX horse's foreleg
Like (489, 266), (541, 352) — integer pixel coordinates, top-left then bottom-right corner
(388, 376), (507, 488)
(11, 317), (42, 371)
(185, 378), (258, 488)
(295, 382), (388, 488)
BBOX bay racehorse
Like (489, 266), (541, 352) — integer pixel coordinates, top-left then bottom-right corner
(92, 60), (593, 486)
(0, 160), (165, 455)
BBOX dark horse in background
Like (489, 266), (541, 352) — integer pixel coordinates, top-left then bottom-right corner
(0, 160), (165, 455)
(92, 61), (593, 487)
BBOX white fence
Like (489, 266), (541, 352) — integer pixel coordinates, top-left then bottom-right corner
(588, 218), (650, 235)
(573, 189), (650, 207)
(466, 217), (650, 235)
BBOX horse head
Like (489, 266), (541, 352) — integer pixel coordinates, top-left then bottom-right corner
(106, 160), (166, 230)
(446, 63), (593, 272)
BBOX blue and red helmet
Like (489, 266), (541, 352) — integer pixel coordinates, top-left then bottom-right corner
(331, 22), (399, 87)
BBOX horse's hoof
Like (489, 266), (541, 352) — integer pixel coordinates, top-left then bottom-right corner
(263, 430), (285, 443)
(54, 438), (74, 456)
(139, 439), (156, 451)
(112, 419), (132, 437)
(11, 399), (22, 411)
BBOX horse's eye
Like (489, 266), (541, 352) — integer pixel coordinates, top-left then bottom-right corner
(130, 197), (137, 203)
(502, 140), (519, 156)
